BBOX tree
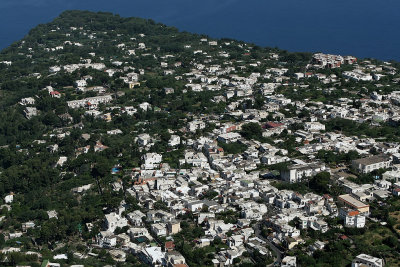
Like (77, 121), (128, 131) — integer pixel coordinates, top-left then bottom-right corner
(309, 171), (331, 194)
(240, 123), (263, 141)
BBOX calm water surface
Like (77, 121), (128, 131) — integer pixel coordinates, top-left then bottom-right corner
(0, 0), (399, 61)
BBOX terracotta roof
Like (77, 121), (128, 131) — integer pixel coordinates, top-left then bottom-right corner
(264, 122), (284, 129)
(165, 241), (175, 249)
(348, 210), (359, 216)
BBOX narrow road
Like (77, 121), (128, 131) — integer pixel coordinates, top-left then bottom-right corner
(254, 222), (284, 266)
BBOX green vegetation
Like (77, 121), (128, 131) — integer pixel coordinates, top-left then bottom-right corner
(0, 8), (398, 267)
(326, 118), (400, 142)
(218, 141), (247, 154)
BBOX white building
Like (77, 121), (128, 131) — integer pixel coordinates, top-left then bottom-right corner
(151, 223), (167, 237)
(281, 163), (327, 183)
(218, 132), (241, 144)
(304, 122), (325, 132)
(352, 254), (383, 267)
(352, 154), (392, 174)
(142, 153), (162, 169)
(188, 120), (206, 132)
(339, 208), (366, 228)
(281, 256), (297, 267)
(139, 247), (165, 267)
(24, 107), (38, 119)
(19, 97), (35, 106)
(74, 79), (87, 88)
(4, 194), (13, 204)
(168, 135), (181, 147)
(137, 133), (152, 147)
(104, 212), (128, 233)
(139, 102), (151, 111)
(67, 95), (113, 109)
(127, 210), (145, 226)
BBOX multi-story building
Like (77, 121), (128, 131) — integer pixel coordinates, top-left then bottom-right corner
(352, 154), (392, 174)
(338, 194), (370, 215)
(281, 163), (327, 183)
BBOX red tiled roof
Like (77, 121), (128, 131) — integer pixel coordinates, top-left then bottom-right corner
(348, 210), (359, 216)
(264, 122), (284, 129)
(165, 241), (175, 249)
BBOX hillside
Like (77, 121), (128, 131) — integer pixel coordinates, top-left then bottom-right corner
(0, 10), (399, 267)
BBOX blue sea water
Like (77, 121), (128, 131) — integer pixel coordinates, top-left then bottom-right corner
(0, 0), (399, 61)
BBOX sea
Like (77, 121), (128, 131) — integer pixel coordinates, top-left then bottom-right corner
(0, 0), (399, 61)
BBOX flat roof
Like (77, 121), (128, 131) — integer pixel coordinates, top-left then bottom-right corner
(353, 154), (390, 166)
(338, 194), (369, 209)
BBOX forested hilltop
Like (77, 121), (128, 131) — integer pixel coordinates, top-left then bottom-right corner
(0, 10), (399, 267)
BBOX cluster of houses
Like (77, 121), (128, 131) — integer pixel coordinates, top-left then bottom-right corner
(4, 18), (400, 266)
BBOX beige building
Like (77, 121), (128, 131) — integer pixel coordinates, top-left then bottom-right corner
(167, 220), (181, 235)
(338, 194), (370, 215)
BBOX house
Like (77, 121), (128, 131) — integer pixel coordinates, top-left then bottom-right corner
(352, 154), (392, 174)
(151, 223), (167, 237)
(281, 256), (297, 267)
(98, 234), (117, 248)
(142, 153), (162, 169)
(126, 210), (145, 226)
(227, 235), (243, 248)
(164, 87), (174, 94)
(294, 73), (304, 79)
(107, 129), (123, 135)
(139, 247), (165, 267)
(137, 133), (152, 147)
(168, 135), (181, 147)
(40, 260), (61, 267)
(74, 79), (87, 88)
(50, 91), (61, 98)
(309, 241), (325, 253)
(139, 102), (151, 111)
(261, 154), (290, 165)
(94, 141), (108, 152)
(128, 227), (150, 240)
(186, 200), (204, 212)
(19, 97), (35, 105)
(352, 254), (383, 267)
(22, 221), (35, 232)
(104, 212), (128, 233)
(304, 122), (325, 132)
(217, 132), (241, 144)
(55, 156), (68, 167)
(310, 220), (328, 233)
(188, 120), (206, 132)
(24, 107), (38, 119)
(4, 193), (13, 204)
(165, 241), (175, 252)
(165, 251), (188, 267)
(109, 250), (126, 262)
